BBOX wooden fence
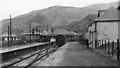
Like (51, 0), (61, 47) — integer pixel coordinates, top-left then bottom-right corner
(85, 39), (120, 62)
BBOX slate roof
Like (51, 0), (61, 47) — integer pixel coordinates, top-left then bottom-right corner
(95, 7), (120, 22)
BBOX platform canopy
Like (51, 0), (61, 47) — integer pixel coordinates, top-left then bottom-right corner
(1, 33), (17, 37)
(52, 29), (79, 35)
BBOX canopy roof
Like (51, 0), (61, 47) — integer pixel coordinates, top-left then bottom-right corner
(53, 29), (79, 35)
(1, 33), (17, 37)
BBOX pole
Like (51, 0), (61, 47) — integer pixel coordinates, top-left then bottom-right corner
(8, 26), (10, 47)
(95, 21), (97, 49)
(112, 41), (114, 56)
(117, 39), (119, 61)
(10, 15), (12, 46)
(51, 28), (54, 34)
(29, 24), (31, 43)
(108, 40), (110, 55)
(39, 30), (41, 42)
(102, 40), (103, 49)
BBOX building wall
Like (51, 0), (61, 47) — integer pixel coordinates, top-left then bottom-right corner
(88, 22), (118, 48)
(84, 32), (89, 39)
(118, 22), (120, 39)
(97, 22), (118, 41)
(118, 9), (120, 39)
(88, 24), (96, 48)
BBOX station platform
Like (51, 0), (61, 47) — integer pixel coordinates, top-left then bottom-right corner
(0, 42), (49, 53)
(34, 42), (119, 66)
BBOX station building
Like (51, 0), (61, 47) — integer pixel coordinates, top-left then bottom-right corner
(86, 6), (120, 48)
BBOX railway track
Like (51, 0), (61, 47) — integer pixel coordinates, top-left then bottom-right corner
(2, 42), (58, 68)
(24, 47), (57, 68)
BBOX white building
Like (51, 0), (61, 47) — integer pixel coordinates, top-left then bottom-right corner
(87, 7), (120, 48)
(1, 33), (18, 41)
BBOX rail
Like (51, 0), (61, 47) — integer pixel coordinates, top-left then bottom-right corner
(2, 42), (57, 68)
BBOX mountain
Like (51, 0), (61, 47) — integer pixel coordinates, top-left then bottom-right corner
(1, 2), (118, 36)
(56, 14), (98, 34)
(85, 2), (118, 10)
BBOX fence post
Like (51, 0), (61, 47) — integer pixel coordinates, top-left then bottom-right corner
(112, 41), (114, 56)
(117, 39), (119, 61)
(102, 40), (103, 49)
(105, 40), (106, 52)
(100, 40), (102, 49)
(99, 40), (101, 49)
(108, 40), (110, 55)
(86, 39), (89, 48)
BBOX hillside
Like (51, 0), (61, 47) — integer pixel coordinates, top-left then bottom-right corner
(1, 2), (118, 36)
(56, 14), (98, 34)
(85, 2), (118, 10)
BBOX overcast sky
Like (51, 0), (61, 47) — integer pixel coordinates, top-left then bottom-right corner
(0, 0), (119, 20)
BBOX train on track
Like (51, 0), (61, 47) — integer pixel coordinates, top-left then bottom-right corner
(21, 33), (80, 47)
(1, 33), (81, 67)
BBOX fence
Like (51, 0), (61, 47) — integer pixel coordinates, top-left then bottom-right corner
(85, 39), (120, 62)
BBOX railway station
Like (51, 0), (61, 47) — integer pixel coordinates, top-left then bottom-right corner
(1, 1), (120, 68)
(1, 28), (120, 68)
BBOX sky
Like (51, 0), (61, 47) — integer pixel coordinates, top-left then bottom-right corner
(0, 0), (119, 20)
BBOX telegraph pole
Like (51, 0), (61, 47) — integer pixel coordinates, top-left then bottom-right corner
(10, 15), (12, 46)
(10, 15), (12, 37)
(8, 26), (10, 47)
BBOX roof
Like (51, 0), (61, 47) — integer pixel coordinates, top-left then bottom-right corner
(95, 7), (120, 22)
(53, 29), (79, 35)
(1, 33), (17, 37)
(21, 29), (79, 36)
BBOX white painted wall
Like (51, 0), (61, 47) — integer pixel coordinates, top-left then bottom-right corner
(118, 22), (120, 39)
(88, 24), (96, 48)
(97, 22), (118, 41)
(88, 22), (118, 48)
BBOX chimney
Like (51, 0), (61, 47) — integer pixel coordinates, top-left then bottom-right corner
(118, 1), (120, 10)
(118, 6), (120, 10)
(98, 10), (106, 17)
